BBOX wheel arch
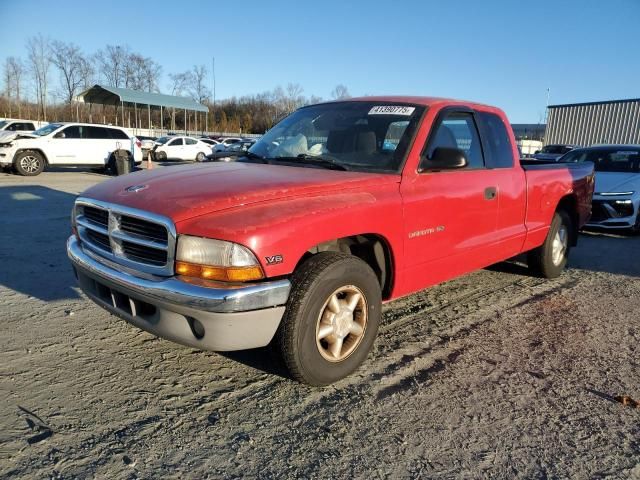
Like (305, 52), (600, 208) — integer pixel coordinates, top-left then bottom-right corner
(295, 233), (396, 300)
(556, 194), (579, 246)
(14, 148), (50, 166)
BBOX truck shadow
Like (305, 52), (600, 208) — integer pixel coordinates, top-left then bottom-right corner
(487, 230), (640, 278)
(219, 347), (291, 380)
(0, 185), (81, 301)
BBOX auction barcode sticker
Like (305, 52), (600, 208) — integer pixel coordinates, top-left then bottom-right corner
(369, 106), (416, 116)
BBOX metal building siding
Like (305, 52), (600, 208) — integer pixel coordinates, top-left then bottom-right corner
(544, 99), (640, 146)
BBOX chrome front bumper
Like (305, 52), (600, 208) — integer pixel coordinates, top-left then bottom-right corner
(67, 236), (291, 351)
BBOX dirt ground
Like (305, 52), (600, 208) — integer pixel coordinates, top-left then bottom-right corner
(1, 168), (639, 479)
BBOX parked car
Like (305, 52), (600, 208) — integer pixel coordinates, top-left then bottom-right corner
(198, 138), (220, 147)
(559, 145), (640, 231)
(531, 144), (577, 162)
(151, 136), (211, 162)
(67, 96), (594, 385)
(0, 122), (142, 176)
(211, 138), (256, 154)
(136, 135), (157, 152)
(0, 119), (48, 142)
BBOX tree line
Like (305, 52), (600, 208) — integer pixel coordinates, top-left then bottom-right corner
(1, 36), (351, 134)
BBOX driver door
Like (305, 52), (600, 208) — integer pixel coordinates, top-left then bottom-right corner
(48, 125), (84, 164)
(400, 109), (501, 291)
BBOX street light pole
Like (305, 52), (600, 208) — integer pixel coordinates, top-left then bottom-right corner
(212, 56), (216, 132)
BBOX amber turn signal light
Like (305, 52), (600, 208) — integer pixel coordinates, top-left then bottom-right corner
(175, 261), (264, 282)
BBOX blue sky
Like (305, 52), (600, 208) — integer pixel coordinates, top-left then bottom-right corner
(1, 0), (638, 123)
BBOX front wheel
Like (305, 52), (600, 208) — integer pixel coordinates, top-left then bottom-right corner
(14, 150), (45, 176)
(275, 252), (382, 386)
(528, 210), (572, 278)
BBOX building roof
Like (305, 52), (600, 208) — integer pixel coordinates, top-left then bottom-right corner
(548, 98), (640, 109)
(75, 84), (209, 112)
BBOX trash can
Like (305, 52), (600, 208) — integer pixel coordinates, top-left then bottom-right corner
(114, 149), (132, 176)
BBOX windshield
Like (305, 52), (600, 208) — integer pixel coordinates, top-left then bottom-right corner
(155, 136), (171, 145)
(560, 148), (640, 173)
(33, 123), (62, 136)
(247, 101), (426, 173)
(0, 121), (9, 129)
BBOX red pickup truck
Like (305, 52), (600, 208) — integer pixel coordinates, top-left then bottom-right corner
(68, 97), (594, 385)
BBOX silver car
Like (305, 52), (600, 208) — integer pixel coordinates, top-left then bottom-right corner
(559, 145), (640, 231)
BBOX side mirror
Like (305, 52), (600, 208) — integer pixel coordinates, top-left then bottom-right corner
(420, 147), (468, 171)
(54, 132), (65, 139)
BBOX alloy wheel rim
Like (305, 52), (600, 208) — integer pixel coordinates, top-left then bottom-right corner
(20, 155), (40, 173)
(552, 225), (568, 266)
(315, 285), (367, 362)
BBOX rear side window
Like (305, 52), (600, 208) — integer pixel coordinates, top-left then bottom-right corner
(185, 138), (196, 145)
(24, 123), (35, 130)
(87, 126), (110, 139)
(109, 128), (129, 140)
(477, 112), (514, 168)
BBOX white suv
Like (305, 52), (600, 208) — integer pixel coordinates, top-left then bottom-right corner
(0, 122), (143, 176)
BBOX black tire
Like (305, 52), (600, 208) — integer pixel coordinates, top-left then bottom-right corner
(275, 252), (382, 386)
(155, 151), (167, 162)
(14, 150), (45, 176)
(195, 152), (205, 162)
(528, 210), (572, 278)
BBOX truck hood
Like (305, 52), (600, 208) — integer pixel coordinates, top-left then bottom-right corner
(594, 172), (640, 195)
(82, 162), (400, 223)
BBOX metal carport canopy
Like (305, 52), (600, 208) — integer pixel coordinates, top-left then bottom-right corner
(75, 84), (208, 112)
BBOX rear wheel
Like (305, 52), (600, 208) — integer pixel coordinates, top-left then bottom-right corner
(528, 210), (571, 278)
(14, 150), (45, 176)
(195, 152), (205, 162)
(275, 252), (381, 386)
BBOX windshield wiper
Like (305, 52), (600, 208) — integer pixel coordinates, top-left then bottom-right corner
(272, 154), (349, 171)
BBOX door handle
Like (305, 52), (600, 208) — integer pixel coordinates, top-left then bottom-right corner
(484, 187), (497, 200)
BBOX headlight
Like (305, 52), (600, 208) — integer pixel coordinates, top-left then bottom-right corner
(0, 142), (13, 148)
(175, 235), (264, 282)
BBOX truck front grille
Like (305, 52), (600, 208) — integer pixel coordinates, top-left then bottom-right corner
(75, 199), (176, 276)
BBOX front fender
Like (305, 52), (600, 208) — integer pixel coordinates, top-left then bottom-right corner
(174, 184), (404, 279)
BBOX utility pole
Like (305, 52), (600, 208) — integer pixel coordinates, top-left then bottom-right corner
(212, 56), (216, 132)
(544, 87), (550, 124)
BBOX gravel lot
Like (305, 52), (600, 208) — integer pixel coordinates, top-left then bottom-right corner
(1, 168), (639, 479)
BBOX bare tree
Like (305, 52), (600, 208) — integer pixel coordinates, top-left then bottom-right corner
(50, 40), (88, 104)
(141, 58), (161, 92)
(94, 45), (129, 87)
(188, 65), (210, 103)
(168, 72), (192, 129)
(26, 34), (52, 120)
(331, 84), (350, 100)
(78, 55), (95, 90)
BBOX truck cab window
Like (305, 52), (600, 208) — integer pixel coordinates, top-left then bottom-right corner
(426, 113), (484, 169)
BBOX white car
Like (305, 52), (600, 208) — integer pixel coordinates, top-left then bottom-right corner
(152, 136), (212, 162)
(0, 122), (143, 176)
(560, 145), (640, 231)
